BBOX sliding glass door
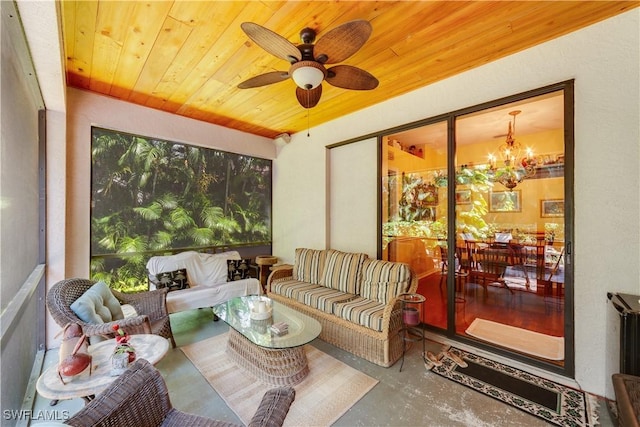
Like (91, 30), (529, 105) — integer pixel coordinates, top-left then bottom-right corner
(381, 82), (572, 373)
(382, 120), (448, 328)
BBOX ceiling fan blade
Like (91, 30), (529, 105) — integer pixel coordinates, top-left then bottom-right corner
(313, 20), (372, 64)
(241, 22), (302, 63)
(296, 85), (322, 109)
(326, 65), (379, 90)
(238, 71), (290, 89)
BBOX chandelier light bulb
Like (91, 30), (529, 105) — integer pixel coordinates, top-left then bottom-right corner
(487, 110), (535, 190)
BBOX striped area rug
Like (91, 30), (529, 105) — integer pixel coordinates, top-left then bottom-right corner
(182, 333), (378, 426)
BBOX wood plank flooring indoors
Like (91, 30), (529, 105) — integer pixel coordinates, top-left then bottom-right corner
(417, 271), (565, 367)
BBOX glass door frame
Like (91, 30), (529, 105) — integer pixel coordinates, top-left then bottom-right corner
(377, 80), (575, 377)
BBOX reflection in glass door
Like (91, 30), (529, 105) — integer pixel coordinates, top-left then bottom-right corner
(382, 121), (448, 329)
(382, 86), (569, 370)
(455, 91), (565, 367)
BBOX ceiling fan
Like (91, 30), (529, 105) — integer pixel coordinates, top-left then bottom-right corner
(237, 20), (379, 109)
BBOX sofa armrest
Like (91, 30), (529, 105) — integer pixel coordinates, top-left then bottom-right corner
(114, 288), (170, 322)
(82, 315), (152, 340)
(380, 268), (419, 335)
(266, 265), (294, 292)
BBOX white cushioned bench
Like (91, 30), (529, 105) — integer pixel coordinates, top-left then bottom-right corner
(146, 250), (262, 314)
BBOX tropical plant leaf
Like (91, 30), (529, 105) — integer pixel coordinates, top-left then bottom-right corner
(90, 128), (272, 292)
(133, 202), (162, 220)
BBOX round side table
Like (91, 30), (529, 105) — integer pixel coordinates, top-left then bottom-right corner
(255, 255), (278, 292)
(397, 293), (426, 372)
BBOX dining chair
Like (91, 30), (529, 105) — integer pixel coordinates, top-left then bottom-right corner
(438, 244), (468, 292)
(470, 245), (514, 297)
(535, 245), (565, 312)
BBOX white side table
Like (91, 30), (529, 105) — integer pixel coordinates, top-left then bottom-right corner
(36, 334), (169, 403)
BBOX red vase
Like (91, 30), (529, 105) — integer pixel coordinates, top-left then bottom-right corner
(128, 352), (136, 363)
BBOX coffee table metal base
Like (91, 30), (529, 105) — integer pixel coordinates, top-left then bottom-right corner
(225, 328), (309, 386)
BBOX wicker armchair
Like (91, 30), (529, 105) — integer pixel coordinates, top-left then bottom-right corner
(47, 278), (175, 348)
(65, 359), (296, 427)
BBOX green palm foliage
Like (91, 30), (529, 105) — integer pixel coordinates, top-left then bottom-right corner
(91, 128), (272, 292)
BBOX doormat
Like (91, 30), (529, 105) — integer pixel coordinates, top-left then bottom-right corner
(466, 318), (564, 361)
(431, 347), (598, 426)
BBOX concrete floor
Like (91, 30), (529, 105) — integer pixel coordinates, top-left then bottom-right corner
(33, 309), (616, 426)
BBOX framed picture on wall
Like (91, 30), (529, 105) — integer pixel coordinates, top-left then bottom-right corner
(455, 189), (471, 205)
(541, 199), (564, 217)
(489, 190), (522, 212)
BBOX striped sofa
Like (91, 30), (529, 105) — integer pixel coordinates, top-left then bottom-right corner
(267, 248), (418, 367)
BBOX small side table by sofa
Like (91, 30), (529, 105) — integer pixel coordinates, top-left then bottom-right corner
(255, 255), (278, 292)
(398, 293), (426, 372)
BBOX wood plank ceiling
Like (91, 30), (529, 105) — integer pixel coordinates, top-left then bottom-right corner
(61, 1), (637, 139)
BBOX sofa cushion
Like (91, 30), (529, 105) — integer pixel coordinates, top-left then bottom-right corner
(292, 248), (326, 285)
(227, 259), (252, 281)
(166, 278), (261, 314)
(297, 287), (355, 315)
(154, 268), (189, 292)
(271, 278), (322, 301)
(320, 250), (367, 294)
(70, 281), (125, 324)
(360, 259), (412, 304)
(334, 297), (386, 332)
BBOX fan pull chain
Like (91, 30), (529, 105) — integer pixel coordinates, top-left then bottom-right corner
(306, 90), (311, 137)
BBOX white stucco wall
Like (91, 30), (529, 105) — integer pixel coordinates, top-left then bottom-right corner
(272, 9), (640, 398)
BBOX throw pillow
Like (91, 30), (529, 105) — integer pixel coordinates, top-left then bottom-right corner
(320, 250), (367, 294)
(360, 258), (411, 304)
(292, 248), (326, 285)
(227, 259), (252, 281)
(70, 281), (125, 324)
(154, 269), (189, 292)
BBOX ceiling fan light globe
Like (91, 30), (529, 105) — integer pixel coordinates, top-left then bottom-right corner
(290, 61), (326, 90)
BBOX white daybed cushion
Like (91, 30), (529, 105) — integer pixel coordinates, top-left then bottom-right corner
(146, 250), (241, 289)
(165, 278), (262, 313)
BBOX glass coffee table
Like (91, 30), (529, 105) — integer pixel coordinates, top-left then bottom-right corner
(213, 295), (321, 386)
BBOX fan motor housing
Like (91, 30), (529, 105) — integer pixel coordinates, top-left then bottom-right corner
(299, 27), (316, 44)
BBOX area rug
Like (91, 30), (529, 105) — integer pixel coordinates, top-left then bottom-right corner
(431, 347), (597, 426)
(181, 333), (378, 426)
(466, 318), (564, 360)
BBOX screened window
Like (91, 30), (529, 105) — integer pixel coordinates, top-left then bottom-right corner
(90, 127), (272, 291)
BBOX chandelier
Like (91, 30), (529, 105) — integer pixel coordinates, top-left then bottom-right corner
(487, 110), (536, 190)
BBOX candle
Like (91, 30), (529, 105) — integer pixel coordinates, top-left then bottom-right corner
(258, 301), (266, 313)
(403, 307), (420, 326)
